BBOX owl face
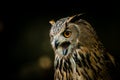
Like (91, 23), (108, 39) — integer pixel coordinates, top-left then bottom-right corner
(49, 17), (80, 57)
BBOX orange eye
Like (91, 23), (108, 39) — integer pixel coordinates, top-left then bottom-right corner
(63, 30), (72, 38)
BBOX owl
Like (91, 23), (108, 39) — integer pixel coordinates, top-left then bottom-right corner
(49, 14), (119, 80)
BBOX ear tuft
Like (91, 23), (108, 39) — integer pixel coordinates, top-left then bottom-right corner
(49, 20), (55, 26)
(68, 13), (84, 23)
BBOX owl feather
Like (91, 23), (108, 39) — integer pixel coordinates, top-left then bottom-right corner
(49, 14), (119, 80)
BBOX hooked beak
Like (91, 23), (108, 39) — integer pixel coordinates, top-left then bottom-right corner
(55, 40), (60, 49)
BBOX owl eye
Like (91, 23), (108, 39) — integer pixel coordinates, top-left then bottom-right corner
(63, 30), (72, 38)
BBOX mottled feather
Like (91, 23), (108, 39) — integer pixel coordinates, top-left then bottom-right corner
(49, 14), (119, 80)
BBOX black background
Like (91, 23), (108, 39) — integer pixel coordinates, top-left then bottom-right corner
(1, 0), (120, 80)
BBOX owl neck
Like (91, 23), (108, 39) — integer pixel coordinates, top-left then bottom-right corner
(54, 46), (113, 80)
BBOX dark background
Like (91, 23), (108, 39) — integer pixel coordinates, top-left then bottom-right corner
(1, 0), (120, 80)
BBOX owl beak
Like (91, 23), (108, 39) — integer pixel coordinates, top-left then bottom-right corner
(55, 40), (60, 49)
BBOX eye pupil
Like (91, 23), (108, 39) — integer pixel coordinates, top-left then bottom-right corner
(66, 31), (69, 35)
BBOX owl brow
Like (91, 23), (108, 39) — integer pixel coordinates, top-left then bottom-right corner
(65, 22), (70, 31)
(65, 22), (68, 28)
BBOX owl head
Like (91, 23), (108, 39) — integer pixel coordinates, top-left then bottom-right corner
(49, 14), (99, 58)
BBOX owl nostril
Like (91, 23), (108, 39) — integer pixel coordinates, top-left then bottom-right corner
(61, 41), (70, 49)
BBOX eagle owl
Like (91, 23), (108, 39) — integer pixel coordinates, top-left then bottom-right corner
(49, 14), (118, 80)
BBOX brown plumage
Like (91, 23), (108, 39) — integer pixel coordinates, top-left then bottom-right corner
(49, 14), (119, 80)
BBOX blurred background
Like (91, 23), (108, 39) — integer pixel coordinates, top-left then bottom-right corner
(1, 0), (120, 80)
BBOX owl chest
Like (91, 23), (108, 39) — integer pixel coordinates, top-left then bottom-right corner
(54, 64), (95, 80)
(54, 53), (111, 80)
(54, 57), (94, 80)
